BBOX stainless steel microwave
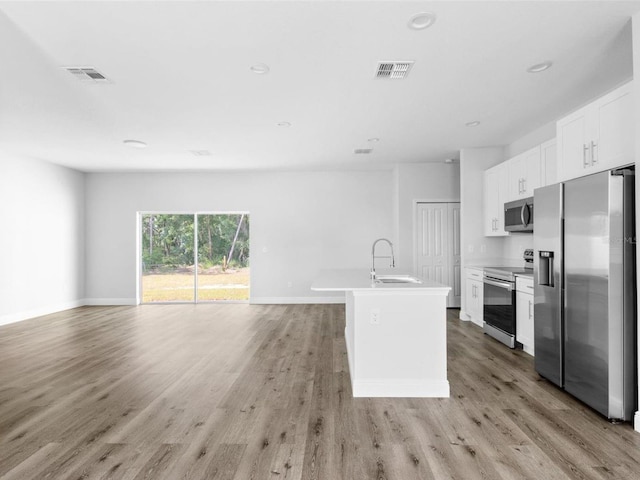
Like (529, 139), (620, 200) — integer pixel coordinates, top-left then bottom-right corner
(504, 197), (533, 232)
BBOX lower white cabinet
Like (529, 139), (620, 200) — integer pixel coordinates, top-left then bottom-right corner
(516, 276), (534, 356)
(464, 268), (484, 327)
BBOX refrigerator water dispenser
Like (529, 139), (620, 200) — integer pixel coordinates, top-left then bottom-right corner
(538, 251), (554, 287)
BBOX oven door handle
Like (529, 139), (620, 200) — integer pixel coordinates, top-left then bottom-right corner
(483, 278), (513, 291)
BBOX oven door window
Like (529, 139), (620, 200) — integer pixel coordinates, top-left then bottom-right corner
(483, 281), (516, 335)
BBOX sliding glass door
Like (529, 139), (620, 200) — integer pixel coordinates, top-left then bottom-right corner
(140, 214), (195, 302)
(197, 214), (249, 301)
(140, 213), (249, 303)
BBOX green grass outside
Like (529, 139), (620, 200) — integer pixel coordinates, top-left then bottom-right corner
(142, 269), (249, 302)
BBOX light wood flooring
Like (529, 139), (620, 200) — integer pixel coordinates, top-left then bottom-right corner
(1, 304), (640, 479)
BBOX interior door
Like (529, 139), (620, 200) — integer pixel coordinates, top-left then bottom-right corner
(416, 202), (461, 308)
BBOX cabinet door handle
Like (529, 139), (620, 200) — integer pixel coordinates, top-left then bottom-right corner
(523, 178), (527, 193)
(518, 178), (523, 194)
(528, 300), (532, 319)
(591, 141), (598, 165)
(583, 144), (590, 167)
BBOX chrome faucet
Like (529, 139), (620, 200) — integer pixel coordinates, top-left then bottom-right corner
(371, 238), (395, 279)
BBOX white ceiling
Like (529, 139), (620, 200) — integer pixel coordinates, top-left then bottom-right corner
(0, 0), (639, 172)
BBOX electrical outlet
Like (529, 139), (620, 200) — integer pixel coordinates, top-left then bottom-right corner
(480, 244), (486, 253)
(370, 308), (380, 325)
(287, 281), (293, 288)
(468, 244), (475, 253)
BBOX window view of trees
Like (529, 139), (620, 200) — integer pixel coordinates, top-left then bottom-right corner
(141, 213), (250, 302)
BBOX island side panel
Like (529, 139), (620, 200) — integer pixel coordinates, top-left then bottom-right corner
(351, 290), (449, 398)
(345, 291), (355, 379)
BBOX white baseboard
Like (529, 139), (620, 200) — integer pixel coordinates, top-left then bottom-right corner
(635, 411), (640, 433)
(352, 379), (450, 398)
(83, 298), (138, 306)
(459, 310), (471, 321)
(0, 299), (85, 327)
(250, 296), (345, 305)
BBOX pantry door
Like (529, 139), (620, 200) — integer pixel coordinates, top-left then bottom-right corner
(415, 203), (461, 308)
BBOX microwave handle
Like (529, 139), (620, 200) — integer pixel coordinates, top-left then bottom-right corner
(521, 203), (531, 227)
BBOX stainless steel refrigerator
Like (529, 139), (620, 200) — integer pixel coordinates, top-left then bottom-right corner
(533, 168), (636, 421)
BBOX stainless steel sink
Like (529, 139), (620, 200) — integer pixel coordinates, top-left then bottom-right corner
(374, 275), (422, 284)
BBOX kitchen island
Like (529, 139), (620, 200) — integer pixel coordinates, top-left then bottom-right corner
(311, 269), (451, 398)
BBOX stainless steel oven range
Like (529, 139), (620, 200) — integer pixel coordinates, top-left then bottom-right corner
(482, 266), (530, 348)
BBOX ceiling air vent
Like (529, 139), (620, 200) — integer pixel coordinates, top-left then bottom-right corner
(375, 61), (414, 79)
(64, 67), (110, 83)
(354, 148), (373, 154)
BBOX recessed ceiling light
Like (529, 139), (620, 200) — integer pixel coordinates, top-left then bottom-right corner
(527, 61), (553, 73)
(123, 139), (147, 148)
(368, 137), (380, 143)
(250, 63), (270, 74)
(408, 12), (437, 30)
(190, 150), (212, 156)
(277, 121), (292, 127)
(465, 121), (481, 127)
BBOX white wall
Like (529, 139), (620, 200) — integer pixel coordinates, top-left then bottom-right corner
(394, 162), (461, 271)
(504, 120), (555, 159)
(0, 156), (85, 325)
(84, 170), (394, 304)
(631, 11), (640, 433)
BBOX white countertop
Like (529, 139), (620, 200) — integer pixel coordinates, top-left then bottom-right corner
(515, 271), (534, 278)
(311, 269), (451, 293)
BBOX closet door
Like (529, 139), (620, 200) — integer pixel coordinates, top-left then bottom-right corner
(416, 203), (448, 287)
(416, 202), (461, 307)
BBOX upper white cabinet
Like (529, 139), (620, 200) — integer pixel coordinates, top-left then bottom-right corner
(507, 145), (541, 200)
(540, 139), (557, 186)
(484, 138), (559, 237)
(484, 163), (508, 236)
(557, 81), (634, 182)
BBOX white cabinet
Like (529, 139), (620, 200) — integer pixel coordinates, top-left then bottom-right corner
(557, 81), (634, 182)
(464, 267), (484, 327)
(516, 276), (534, 356)
(483, 163), (508, 236)
(540, 139), (557, 187)
(507, 146), (541, 200)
